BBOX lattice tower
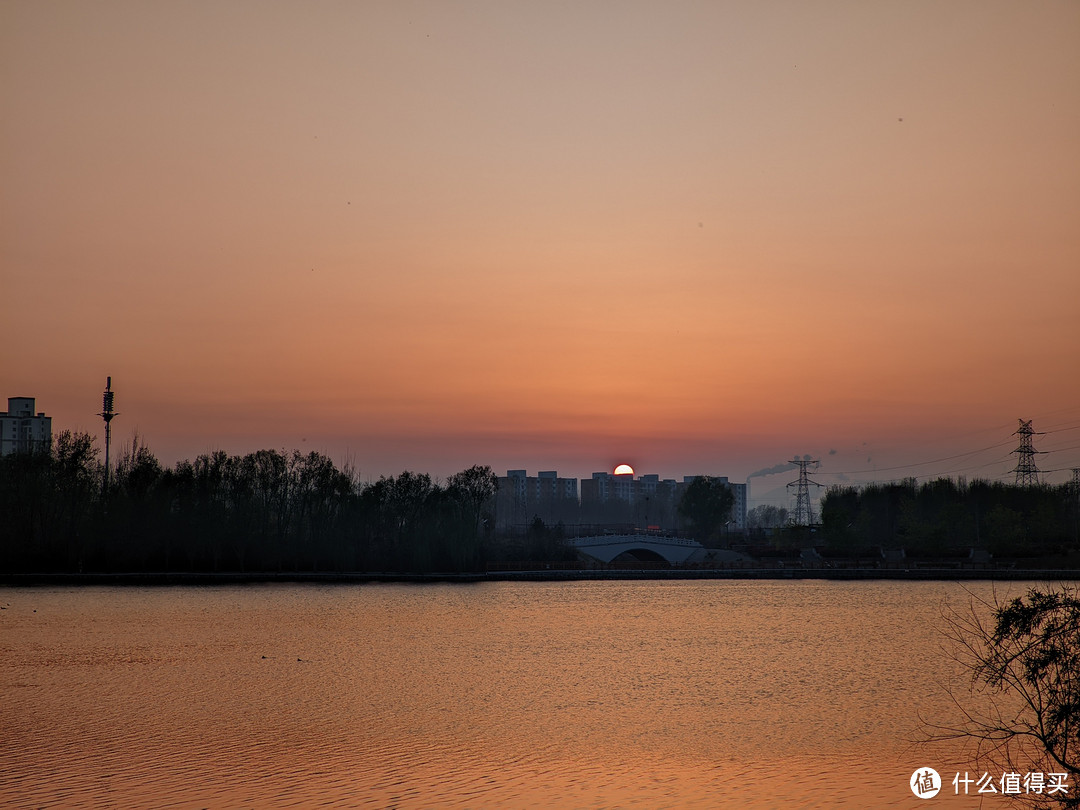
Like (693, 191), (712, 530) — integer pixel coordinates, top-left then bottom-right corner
(787, 458), (823, 526)
(1011, 419), (1043, 487)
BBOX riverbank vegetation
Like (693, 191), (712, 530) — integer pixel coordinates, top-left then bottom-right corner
(819, 478), (1079, 560)
(0, 431), (498, 574)
(2, 433), (1077, 573)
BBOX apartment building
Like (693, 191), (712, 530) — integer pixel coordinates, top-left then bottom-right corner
(0, 397), (52, 456)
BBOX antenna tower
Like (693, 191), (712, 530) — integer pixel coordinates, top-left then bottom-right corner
(98, 377), (118, 494)
(787, 458), (823, 526)
(1011, 419), (1044, 486)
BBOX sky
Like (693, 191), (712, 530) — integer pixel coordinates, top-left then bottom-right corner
(2, 1), (1078, 505)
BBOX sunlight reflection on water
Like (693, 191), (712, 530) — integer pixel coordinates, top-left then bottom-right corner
(0, 580), (1032, 808)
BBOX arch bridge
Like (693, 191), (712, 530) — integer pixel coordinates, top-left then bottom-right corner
(568, 534), (704, 564)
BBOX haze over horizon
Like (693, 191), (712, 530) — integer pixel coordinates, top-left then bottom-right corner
(3, 1), (1078, 502)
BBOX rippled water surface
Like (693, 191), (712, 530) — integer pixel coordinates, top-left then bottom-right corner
(0, 580), (1036, 807)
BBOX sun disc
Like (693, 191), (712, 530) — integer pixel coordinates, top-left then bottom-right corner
(614, 464), (634, 476)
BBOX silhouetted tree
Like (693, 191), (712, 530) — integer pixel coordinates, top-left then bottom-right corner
(523, 516), (573, 561)
(820, 479), (1075, 558)
(447, 465), (498, 569)
(49, 431), (101, 569)
(448, 465), (498, 534)
(194, 451), (232, 569)
(109, 435), (170, 568)
(932, 587), (1080, 808)
(677, 477), (735, 543)
(289, 450), (353, 570)
(0, 431), (102, 572)
(747, 504), (789, 530)
(356, 471), (438, 570)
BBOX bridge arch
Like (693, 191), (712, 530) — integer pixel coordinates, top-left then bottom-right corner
(568, 534), (705, 564)
(611, 547), (668, 563)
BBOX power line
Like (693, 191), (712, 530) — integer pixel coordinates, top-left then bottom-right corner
(1041, 442), (1080, 454)
(749, 414), (1079, 494)
(822, 438), (1014, 476)
(1042, 422), (1080, 435)
(1033, 405), (1080, 421)
(906, 454), (1016, 481)
(818, 419), (1077, 482)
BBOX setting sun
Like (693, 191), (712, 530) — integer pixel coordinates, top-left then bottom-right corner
(2, 2), (1077, 488)
(613, 464), (634, 476)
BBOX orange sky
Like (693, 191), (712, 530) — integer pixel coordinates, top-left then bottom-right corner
(2, 1), (1078, 501)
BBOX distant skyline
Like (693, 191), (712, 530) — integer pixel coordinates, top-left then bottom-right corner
(3, 2), (1078, 504)
(7, 389), (1077, 511)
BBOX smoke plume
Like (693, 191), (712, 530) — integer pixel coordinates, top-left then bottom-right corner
(747, 454), (821, 481)
(747, 461), (798, 479)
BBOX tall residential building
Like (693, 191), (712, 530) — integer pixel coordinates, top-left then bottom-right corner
(579, 471), (748, 531)
(0, 397), (52, 456)
(579, 471), (680, 528)
(494, 466), (748, 533)
(494, 469), (579, 529)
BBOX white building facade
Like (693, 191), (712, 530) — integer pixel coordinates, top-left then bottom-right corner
(0, 397), (52, 456)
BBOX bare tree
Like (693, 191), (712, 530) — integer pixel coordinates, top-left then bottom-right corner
(929, 586), (1080, 808)
(447, 465), (498, 538)
(747, 504), (789, 529)
(677, 476), (735, 543)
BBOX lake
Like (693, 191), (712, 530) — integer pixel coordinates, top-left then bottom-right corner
(0, 580), (1053, 807)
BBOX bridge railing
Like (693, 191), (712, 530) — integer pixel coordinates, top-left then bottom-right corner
(568, 535), (702, 549)
(487, 560), (678, 572)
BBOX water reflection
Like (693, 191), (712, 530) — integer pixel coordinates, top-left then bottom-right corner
(1, 580), (1028, 807)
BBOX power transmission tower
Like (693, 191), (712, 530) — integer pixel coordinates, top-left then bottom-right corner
(787, 458), (823, 526)
(1010, 418), (1044, 486)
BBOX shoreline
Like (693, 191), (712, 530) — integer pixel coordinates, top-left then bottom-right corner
(3, 568), (1080, 585)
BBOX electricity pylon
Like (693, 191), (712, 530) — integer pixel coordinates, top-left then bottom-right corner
(1011, 419), (1044, 486)
(787, 458), (823, 526)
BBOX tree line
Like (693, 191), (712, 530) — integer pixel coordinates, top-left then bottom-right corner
(819, 477), (1079, 558)
(0, 431), (499, 574)
(7, 434), (1074, 572)
(0, 434), (745, 573)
